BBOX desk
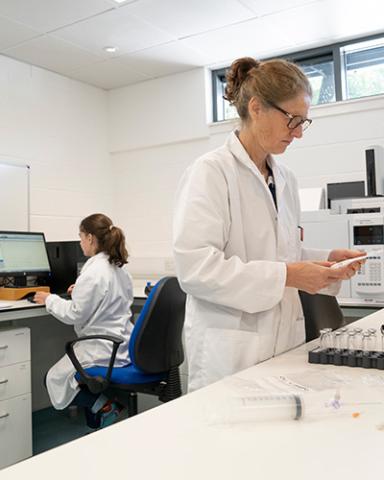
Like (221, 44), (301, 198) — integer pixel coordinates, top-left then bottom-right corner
(0, 301), (45, 323)
(0, 295), (147, 411)
(0, 303), (77, 413)
(2, 310), (384, 479)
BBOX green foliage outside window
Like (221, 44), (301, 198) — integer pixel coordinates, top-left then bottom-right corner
(346, 64), (384, 99)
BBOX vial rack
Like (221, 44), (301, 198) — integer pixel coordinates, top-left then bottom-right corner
(308, 348), (384, 369)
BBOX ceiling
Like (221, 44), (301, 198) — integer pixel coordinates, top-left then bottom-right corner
(0, 0), (383, 90)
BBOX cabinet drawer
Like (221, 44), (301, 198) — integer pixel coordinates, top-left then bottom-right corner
(0, 362), (31, 401)
(0, 328), (30, 367)
(0, 394), (32, 469)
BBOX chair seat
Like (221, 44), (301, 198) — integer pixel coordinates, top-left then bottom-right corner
(76, 364), (167, 385)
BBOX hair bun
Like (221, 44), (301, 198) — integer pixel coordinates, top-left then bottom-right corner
(224, 57), (260, 105)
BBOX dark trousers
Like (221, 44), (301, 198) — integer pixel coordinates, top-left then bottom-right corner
(71, 388), (102, 429)
(44, 372), (102, 429)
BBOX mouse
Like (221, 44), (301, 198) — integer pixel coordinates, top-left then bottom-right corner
(23, 292), (37, 303)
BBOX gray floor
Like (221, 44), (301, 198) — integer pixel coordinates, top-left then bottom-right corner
(32, 394), (161, 455)
(32, 406), (134, 455)
(33, 407), (95, 455)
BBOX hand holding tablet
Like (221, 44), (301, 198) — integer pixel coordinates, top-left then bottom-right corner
(330, 254), (368, 269)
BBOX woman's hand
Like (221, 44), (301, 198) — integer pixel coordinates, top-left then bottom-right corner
(34, 292), (50, 305)
(328, 249), (366, 263)
(328, 248), (367, 279)
(286, 260), (358, 294)
(67, 284), (75, 296)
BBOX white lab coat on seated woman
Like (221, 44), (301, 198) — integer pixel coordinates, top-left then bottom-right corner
(45, 252), (133, 409)
(173, 131), (339, 392)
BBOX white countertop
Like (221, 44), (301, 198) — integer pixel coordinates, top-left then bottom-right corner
(2, 309), (384, 479)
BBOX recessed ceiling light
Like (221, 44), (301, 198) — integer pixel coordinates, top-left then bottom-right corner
(104, 46), (118, 53)
(113, 0), (128, 4)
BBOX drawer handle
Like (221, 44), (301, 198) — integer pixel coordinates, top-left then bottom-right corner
(0, 345), (8, 350)
(0, 413), (9, 419)
(0, 379), (8, 385)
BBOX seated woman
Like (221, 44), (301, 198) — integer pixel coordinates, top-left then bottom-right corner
(34, 213), (133, 428)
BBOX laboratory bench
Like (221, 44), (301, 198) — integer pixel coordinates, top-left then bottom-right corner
(0, 290), (381, 472)
(2, 308), (384, 479)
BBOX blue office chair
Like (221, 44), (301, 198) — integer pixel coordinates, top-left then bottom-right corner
(65, 276), (186, 421)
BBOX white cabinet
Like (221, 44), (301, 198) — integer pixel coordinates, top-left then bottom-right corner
(0, 363), (31, 401)
(0, 329), (30, 366)
(0, 328), (31, 470)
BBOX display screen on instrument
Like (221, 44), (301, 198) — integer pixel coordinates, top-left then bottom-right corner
(354, 225), (384, 245)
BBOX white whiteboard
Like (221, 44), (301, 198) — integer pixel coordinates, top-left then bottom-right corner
(0, 162), (29, 231)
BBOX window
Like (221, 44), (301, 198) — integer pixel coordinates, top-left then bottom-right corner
(296, 55), (335, 105)
(212, 69), (238, 123)
(212, 33), (384, 122)
(342, 38), (384, 100)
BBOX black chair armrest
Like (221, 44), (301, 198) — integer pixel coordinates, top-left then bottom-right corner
(65, 335), (124, 394)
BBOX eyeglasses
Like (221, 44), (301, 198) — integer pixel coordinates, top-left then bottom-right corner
(267, 101), (312, 131)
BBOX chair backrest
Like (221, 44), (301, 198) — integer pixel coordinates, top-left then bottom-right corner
(299, 291), (345, 342)
(129, 277), (186, 374)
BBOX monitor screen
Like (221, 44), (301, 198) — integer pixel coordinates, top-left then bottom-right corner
(0, 231), (51, 276)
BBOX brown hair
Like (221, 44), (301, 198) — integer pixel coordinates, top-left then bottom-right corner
(80, 213), (128, 267)
(224, 57), (312, 121)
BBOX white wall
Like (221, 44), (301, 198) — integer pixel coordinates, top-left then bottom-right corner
(0, 54), (113, 241)
(109, 69), (212, 259)
(108, 67), (384, 259)
(281, 95), (384, 191)
(2, 54), (382, 251)
(4, 52), (379, 255)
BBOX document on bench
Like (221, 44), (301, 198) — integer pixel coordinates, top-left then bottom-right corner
(226, 369), (384, 394)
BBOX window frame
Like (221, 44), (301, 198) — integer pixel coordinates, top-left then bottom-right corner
(211, 32), (384, 122)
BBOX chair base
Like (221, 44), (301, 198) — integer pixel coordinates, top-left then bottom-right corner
(159, 366), (182, 402)
(103, 366), (183, 417)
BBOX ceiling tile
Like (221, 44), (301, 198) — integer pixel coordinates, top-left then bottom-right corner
(260, 0), (384, 51)
(0, 0), (114, 33)
(4, 35), (102, 76)
(182, 17), (293, 65)
(238, 0), (318, 17)
(0, 0), (382, 91)
(52, 6), (175, 58)
(320, 0), (384, 41)
(118, 41), (212, 77)
(260, 2), (334, 47)
(125, 0), (255, 38)
(0, 15), (40, 50)
(68, 58), (150, 89)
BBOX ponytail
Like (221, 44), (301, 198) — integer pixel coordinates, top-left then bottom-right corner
(80, 213), (128, 267)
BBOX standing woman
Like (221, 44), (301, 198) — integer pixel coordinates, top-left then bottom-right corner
(173, 57), (363, 392)
(34, 213), (133, 418)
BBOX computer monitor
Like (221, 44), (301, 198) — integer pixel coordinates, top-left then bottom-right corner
(46, 241), (87, 294)
(0, 231), (51, 284)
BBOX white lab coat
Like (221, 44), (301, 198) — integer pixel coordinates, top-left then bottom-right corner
(173, 131), (337, 391)
(45, 252), (133, 409)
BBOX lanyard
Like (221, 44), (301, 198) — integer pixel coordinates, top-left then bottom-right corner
(266, 165), (277, 210)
